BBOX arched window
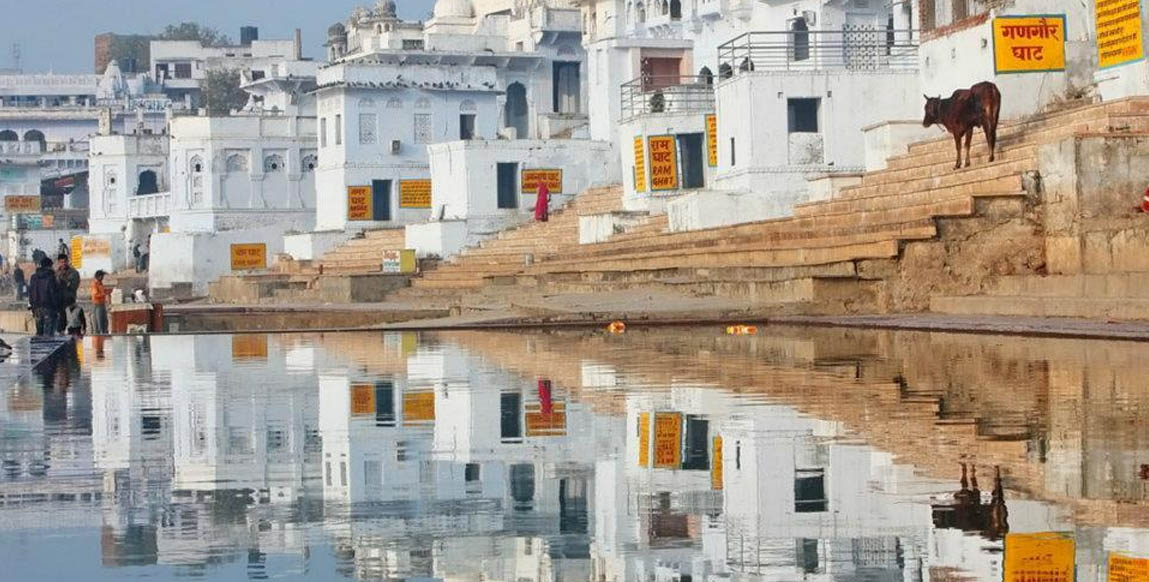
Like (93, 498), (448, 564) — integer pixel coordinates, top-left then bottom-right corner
(0, 130), (17, 141)
(301, 154), (318, 172)
(670, 0), (681, 19)
(226, 153), (249, 173)
(137, 170), (159, 195)
(699, 66), (713, 85)
(791, 18), (810, 62)
(23, 129), (45, 145)
(504, 82), (529, 139)
(636, 3), (645, 23)
(661, 0), (669, 15)
(386, 98), (403, 109)
(190, 155), (204, 173)
(264, 154), (285, 173)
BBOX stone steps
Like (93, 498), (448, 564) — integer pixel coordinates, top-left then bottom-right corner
(986, 273), (1149, 298)
(834, 158), (1031, 201)
(930, 295), (1149, 320)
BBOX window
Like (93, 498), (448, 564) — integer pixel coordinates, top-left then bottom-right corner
(730, 137), (736, 166)
(497, 162), (518, 209)
(320, 117), (327, 147)
(190, 156), (203, 173)
(155, 63), (169, 79)
(414, 113), (432, 144)
(375, 381), (395, 426)
(669, 0), (681, 19)
(791, 18), (810, 62)
(459, 114), (476, 140)
(681, 415), (709, 470)
(402, 39), (424, 50)
(173, 63), (192, 79)
(788, 98), (820, 133)
(920, 0), (936, 31)
(359, 113), (377, 144)
(267, 429), (286, 451)
(141, 415), (161, 439)
(794, 468), (828, 512)
(553, 62), (581, 113)
(335, 114), (342, 145)
(796, 539), (820, 573)
(137, 170), (159, 195)
(465, 463), (480, 482)
(500, 391), (522, 440)
(510, 464), (535, 508)
(250, 70), (266, 81)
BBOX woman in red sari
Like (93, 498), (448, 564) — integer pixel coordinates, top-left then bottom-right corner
(534, 180), (550, 222)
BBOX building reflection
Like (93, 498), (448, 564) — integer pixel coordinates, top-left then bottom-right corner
(0, 328), (1145, 581)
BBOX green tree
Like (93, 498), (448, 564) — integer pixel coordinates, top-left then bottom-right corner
(158, 22), (232, 46)
(202, 69), (248, 116)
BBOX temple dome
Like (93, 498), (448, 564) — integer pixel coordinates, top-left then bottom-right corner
(433, 0), (474, 19)
(376, 0), (398, 17)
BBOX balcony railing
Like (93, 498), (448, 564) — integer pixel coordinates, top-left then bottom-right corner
(128, 192), (172, 219)
(717, 27), (919, 75)
(621, 75), (715, 120)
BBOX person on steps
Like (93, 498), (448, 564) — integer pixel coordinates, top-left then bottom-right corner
(13, 263), (25, 301)
(534, 180), (550, 222)
(90, 270), (111, 335)
(55, 253), (80, 334)
(27, 257), (60, 337)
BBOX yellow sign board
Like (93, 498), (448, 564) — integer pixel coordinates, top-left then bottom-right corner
(1110, 553), (1149, 582)
(402, 390), (435, 423)
(711, 436), (723, 490)
(82, 237), (111, 259)
(706, 114), (718, 167)
(4, 195), (41, 214)
(71, 236), (84, 269)
(525, 402), (566, 437)
(399, 179), (432, 208)
(347, 186), (372, 221)
(232, 335), (269, 361)
(638, 412), (651, 467)
(351, 384), (376, 416)
(993, 16), (1067, 73)
(230, 243), (267, 271)
(653, 412), (682, 469)
(633, 136), (647, 192)
(648, 135), (679, 191)
(1097, 0), (1145, 69)
(521, 169), (563, 194)
(381, 249), (417, 274)
(1005, 532), (1076, 582)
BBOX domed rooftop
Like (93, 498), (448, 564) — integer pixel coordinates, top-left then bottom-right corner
(376, 0), (398, 17)
(433, 0), (474, 19)
(327, 22), (346, 37)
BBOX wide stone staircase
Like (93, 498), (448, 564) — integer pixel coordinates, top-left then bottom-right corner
(396, 97), (1149, 317)
(315, 228), (407, 274)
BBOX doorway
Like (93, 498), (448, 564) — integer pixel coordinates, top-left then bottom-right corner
(676, 133), (705, 189)
(552, 62), (581, 114)
(497, 163), (518, 209)
(504, 82), (529, 139)
(371, 179), (391, 221)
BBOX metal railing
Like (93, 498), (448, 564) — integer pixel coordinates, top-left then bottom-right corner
(129, 192), (173, 219)
(620, 74), (715, 120)
(717, 27), (919, 75)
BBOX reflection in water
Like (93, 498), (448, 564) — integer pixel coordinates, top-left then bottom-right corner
(0, 327), (1146, 581)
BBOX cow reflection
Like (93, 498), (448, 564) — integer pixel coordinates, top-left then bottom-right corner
(931, 463), (1009, 540)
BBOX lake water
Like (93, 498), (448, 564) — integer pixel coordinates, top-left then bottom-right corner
(1, 326), (1146, 581)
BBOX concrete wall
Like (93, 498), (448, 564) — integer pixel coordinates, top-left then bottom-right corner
(149, 224), (289, 296)
(863, 120), (943, 171)
(282, 230), (355, 261)
(1095, 8), (1149, 101)
(5, 228), (85, 263)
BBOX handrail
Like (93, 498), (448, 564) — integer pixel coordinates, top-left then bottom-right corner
(620, 74), (715, 120)
(716, 27), (919, 76)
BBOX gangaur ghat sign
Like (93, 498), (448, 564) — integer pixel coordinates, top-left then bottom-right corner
(992, 15), (1067, 73)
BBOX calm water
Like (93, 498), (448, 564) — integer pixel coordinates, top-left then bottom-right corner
(0, 326), (1146, 581)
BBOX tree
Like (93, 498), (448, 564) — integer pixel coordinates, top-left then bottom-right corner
(158, 22), (232, 46)
(202, 69), (248, 116)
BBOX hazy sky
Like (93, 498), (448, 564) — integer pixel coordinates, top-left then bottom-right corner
(1, 0), (436, 74)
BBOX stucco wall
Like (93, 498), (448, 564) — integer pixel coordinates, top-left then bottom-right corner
(149, 225), (289, 296)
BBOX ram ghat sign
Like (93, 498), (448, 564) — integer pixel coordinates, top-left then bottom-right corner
(347, 186), (372, 220)
(647, 135), (678, 191)
(993, 15), (1067, 73)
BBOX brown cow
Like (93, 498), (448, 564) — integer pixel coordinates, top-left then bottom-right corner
(923, 81), (1001, 170)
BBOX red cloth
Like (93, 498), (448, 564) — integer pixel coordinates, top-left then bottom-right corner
(534, 182), (550, 222)
(537, 379), (553, 415)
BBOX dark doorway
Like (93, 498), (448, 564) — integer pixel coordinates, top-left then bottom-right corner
(371, 179), (392, 221)
(497, 162), (518, 209)
(504, 82), (529, 139)
(375, 381), (395, 427)
(681, 415), (709, 470)
(510, 464), (535, 509)
(500, 391), (522, 441)
(791, 18), (810, 62)
(676, 133), (705, 189)
(553, 62), (581, 113)
(137, 170), (158, 195)
(558, 478), (588, 534)
(459, 114), (476, 140)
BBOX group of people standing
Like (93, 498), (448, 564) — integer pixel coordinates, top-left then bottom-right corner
(24, 253), (110, 338)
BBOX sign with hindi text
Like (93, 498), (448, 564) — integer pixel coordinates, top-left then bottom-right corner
(1097, 0), (1145, 69)
(633, 136), (647, 192)
(1110, 553), (1149, 582)
(525, 401), (566, 437)
(711, 436), (723, 490)
(653, 412), (683, 469)
(399, 179), (432, 208)
(402, 390), (435, 424)
(521, 169), (563, 194)
(648, 135), (679, 191)
(232, 335), (269, 361)
(71, 236), (84, 269)
(638, 412), (651, 467)
(4, 195), (41, 214)
(993, 15), (1067, 73)
(82, 237), (111, 259)
(347, 186), (372, 220)
(351, 384), (376, 416)
(381, 249), (416, 274)
(706, 114), (718, 167)
(230, 243), (267, 271)
(1005, 532), (1076, 582)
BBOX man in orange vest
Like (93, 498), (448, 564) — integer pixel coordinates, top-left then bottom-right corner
(90, 270), (111, 335)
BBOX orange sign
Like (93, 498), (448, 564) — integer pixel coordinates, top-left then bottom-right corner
(1005, 533), (1076, 582)
(402, 390), (435, 423)
(653, 412), (682, 468)
(1110, 553), (1149, 582)
(638, 412), (651, 467)
(648, 135), (678, 191)
(1097, 0), (1145, 69)
(399, 179), (432, 208)
(231, 335), (268, 360)
(521, 169), (563, 194)
(706, 114), (718, 167)
(711, 436), (723, 490)
(633, 137), (647, 192)
(351, 384), (376, 416)
(82, 237), (111, 258)
(230, 243), (267, 271)
(347, 186), (372, 220)
(4, 195), (41, 213)
(71, 236), (84, 268)
(525, 401), (566, 437)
